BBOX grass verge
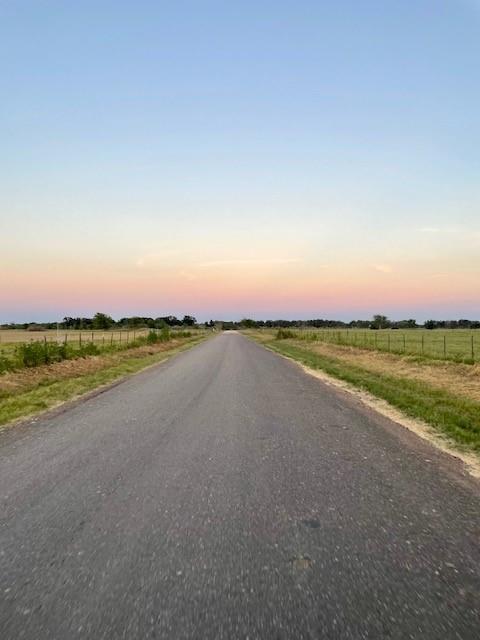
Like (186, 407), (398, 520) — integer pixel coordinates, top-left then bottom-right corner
(250, 334), (480, 453)
(0, 335), (206, 429)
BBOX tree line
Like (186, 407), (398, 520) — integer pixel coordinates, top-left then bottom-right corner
(2, 314), (480, 331)
(229, 315), (480, 330)
(1, 313), (198, 331)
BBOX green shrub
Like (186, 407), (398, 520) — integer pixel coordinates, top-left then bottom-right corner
(159, 327), (171, 342)
(276, 329), (296, 340)
(147, 330), (159, 344)
(16, 341), (66, 367)
(175, 330), (191, 338)
(0, 352), (13, 373)
(78, 342), (100, 357)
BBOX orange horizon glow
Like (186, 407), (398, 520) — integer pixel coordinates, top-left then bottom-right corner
(3, 247), (479, 321)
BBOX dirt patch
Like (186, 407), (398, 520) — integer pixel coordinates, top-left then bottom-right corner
(290, 554), (313, 570)
(304, 342), (480, 403)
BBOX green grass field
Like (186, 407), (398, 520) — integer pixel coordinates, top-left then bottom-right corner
(270, 328), (480, 363)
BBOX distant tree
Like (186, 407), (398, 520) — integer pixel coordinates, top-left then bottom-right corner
(221, 321), (238, 330)
(239, 318), (256, 328)
(370, 315), (390, 330)
(182, 315), (197, 326)
(424, 320), (436, 330)
(394, 319), (418, 329)
(158, 316), (182, 327)
(78, 317), (93, 329)
(349, 320), (371, 328)
(92, 312), (115, 330)
(127, 317), (143, 328)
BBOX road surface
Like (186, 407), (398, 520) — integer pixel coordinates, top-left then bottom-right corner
(1, 333), (479, 639)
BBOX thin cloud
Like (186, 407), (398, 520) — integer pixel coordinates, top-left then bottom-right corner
(418, 227), (442, 233)
(372, 264), (393, 273)
(418, 226), (460, 234)
(198, 258), (303, 267)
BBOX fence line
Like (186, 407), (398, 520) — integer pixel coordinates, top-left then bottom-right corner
(0, 328), (151, 347)
(0, 327), (195, 373)
(281, 329), (479, 363)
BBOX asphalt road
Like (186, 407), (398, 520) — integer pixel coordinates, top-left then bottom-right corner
(1, 333), (479, 639)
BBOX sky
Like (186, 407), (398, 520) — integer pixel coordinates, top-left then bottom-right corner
(1, 0), (479, 322)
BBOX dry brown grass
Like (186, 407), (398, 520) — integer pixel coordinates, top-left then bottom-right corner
(308, 342), (480, 402)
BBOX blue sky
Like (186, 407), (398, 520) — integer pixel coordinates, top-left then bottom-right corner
(1, 1), (479, 321)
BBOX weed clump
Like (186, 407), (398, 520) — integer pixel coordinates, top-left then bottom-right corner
(16, 341), (62, 367)
(276, 329), (297, 340)
(0, 352), (13, 374)
(146, 328), (171, 344)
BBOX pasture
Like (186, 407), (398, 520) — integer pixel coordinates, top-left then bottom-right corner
(274, 328), (480, 363)
(0, 328), (150, 348)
